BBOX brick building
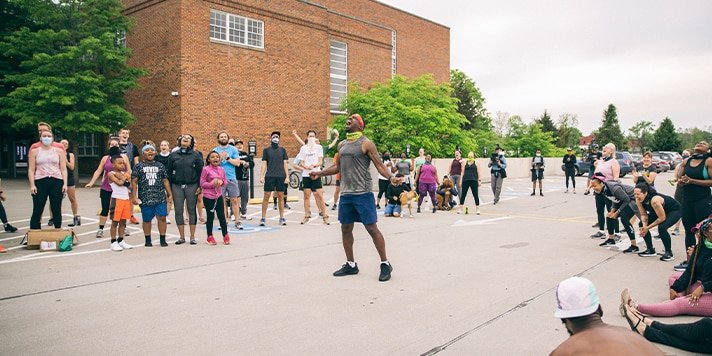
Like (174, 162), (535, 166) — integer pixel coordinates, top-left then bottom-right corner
(121, 0), (450, 156)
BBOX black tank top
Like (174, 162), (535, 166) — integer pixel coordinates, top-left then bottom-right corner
(462, 162), (478, 181)
(66, 152), (74, 181)
(682, 158), (712, 202)
(642, 192), (680, 214)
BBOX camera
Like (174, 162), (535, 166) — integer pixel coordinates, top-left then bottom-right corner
(490, 153), (499, 164)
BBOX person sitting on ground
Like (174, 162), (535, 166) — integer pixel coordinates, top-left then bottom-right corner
(436, 175), (457, 210)
(384, 174), (409, 217)
(550, 276), (663, 356)
(621, 216), (712, 318)
(620, 298), (712, 354)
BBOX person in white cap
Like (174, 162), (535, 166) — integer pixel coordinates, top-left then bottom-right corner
(551, 276), (663, 355)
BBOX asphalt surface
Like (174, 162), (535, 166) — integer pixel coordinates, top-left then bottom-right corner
(0, 172), (700, 355)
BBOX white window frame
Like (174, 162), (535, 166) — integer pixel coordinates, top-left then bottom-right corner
(117, 31), (126, 48)
(391, 31), (397, 77)
(78, 133), (101, 157)
(210, 9), (264, 49)
(330, 40), (348, 114)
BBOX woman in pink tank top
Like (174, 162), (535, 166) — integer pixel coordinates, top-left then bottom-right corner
(416, 155), (440, 213)
(594, 143), (620, 181)
(28, 130), (67, 229)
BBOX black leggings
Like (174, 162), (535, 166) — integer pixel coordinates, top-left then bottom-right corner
(681, 197), (712, 250)
(30, 178), (63, 229)
(644, 318), (712, 354)
(565, 167), (576, 188)
(459, 180), (480, 206)
(0, 201), (8, 223)
(642, 210), (681, 253)
(204, 196), (227, 237)
(613, 205), (636, 241)
(377, 179), (389, 201)
(595, 192), (619, 233)
(100, 189), (112, 217)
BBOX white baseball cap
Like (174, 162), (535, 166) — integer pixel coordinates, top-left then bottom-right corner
(554, 277), (600, 318)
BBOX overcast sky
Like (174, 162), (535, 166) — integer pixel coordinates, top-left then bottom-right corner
(380, 0), (712, 135)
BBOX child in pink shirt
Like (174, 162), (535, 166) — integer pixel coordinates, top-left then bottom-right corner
(200, 151), (229, 245)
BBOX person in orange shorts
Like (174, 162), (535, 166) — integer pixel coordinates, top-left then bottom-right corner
(107, 156), (133, 251)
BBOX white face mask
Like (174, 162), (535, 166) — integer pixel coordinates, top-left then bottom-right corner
(41, 137), (53, 146)
(307, 137), (316, 146)
(536, 153), (541, 157)
(271, 137), (279, 144)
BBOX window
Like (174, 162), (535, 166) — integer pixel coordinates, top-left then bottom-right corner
(78, 133), (101, 157)
(210, 10), (263, 49)
(391, 31), (397, 77)
(330, 40), (347, 113)
(116, 31), (126, 48)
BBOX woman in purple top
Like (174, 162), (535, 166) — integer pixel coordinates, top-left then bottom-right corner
(86, 138), (128, 238)
(200, 151), (229, 246)
(416, 154), (440, 213)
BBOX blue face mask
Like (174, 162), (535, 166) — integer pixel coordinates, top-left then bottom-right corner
(41, 137), (53, 146)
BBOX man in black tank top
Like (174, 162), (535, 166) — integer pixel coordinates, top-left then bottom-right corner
(675, 141), (712, 271)
(311, 114), (395, 282)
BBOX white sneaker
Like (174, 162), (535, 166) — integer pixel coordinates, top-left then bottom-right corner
(166, 218), (172, 224)
(231, 215), (236, 221)
(476, 207), (481, 215)
(118, 241), (133, 250)
(110, 241), (123, 251)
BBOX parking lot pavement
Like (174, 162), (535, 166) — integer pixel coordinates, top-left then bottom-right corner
(0, 173), (697, 355)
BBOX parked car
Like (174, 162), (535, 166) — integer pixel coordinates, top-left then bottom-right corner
(561, 159), (591, 176)
(651, 152), (672, 172)
(630, 153), (643, 168)
(655, 151), (682, 169)
(616, 152), (633, 177)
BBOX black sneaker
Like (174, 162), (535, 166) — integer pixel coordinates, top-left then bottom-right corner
(530, 192), (535, 196)
(660, 252), (674, 262)
(4, 224), (17, 233)
(331, 204), (337, 211)
(539, 192), (544, 196)
(333, 263), (359, 277)
(638, 249), (657, 257)
(673, 262), (688, 272)
(590, 231), (605, 238)
(432, 207), (437, 213)
(599, 239), (616, 247)
(622, 245), (640, 254)
(47, 218), (53, 226)
(417, 207), (421, 213)
(379, 263), (393, 282)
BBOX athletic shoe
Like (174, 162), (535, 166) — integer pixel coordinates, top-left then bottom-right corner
(110, 242), (123, 251)
(614, 235), (621, 242)
(189, 239), (197, 245)
(584, 190), (591, 195)
(614, 233), (622, 240)
(637, 249), (657, 257)
(539, 192), (544, 196)
(417, 207), (421, 213)
(599, 239), (616, 247)
(166, 218), (171, 224)
(331, 204), (337, 211)
(223, 234), (230, 245)
(130, 216), (139, 224)
(591, 222), (599, 228)
(96, 229), (104, 238)
(280, 217), (287, 226)
(230, 215), (236, 221)
(259, 218), (266, 226)
(144, 237), (152, 247)
(273, 203), (278, 210)
(622, 245), (640, 254)
(530, 192), (535, 196)
(285, 203), (292, 210)
(4, 224), (18, 233)
(47, 218), (53, 226)
(673, 262), (688, 272)
(590, 231), (605, 238)
(124, 230), (130, 237)
(333, 263), (359, 276)
(175, 239), (186, 245)
(206, 236), (217, 245)
(671, 227), (680, 236)
(68, 216), (76, 227)
(476, 208), (481, 215)
(235, 222), (243, 230)
(660, 252), (674, 262)
(379, 263), (393, 282)
(118, 241), (133, 250)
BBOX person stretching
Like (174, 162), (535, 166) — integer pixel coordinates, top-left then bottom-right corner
(634, 183), (680, 261)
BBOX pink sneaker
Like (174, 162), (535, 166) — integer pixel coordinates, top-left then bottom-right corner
(223, 234), (231, 245)
(206, 235), (217, 245)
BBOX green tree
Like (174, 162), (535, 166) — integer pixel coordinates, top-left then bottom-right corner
(536, 109), (557, 134)
(680, 127), (712, 150)
(627, 120), (655, 153)
(556, 113), (582, 149)
(0, 0), (146, 138)
(449, 69), (490, 131)
(332, 75), (475, 157)
(595, 104), (626, 149)
(651, 117), (682, 152)
(508, 123), (558, 157)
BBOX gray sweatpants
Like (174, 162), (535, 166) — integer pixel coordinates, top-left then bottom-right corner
(490, 174), (503, 203)
(237, 180), (250, 215)
(172, 183), (199, 225)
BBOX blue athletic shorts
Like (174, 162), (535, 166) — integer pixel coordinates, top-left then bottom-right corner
(140, 203), (168, 222)
(338, 192), (378, 225)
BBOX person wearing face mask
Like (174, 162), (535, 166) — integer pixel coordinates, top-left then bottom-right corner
(295, 130), (330, 224)
(260, 131), (290, 226)
(234, 140), (254, 220)
(458, 151), (481, 215)
(86, 137), (129, 238)
(563, 148), (577, 194)
(28, 130), (67, 230)
(213, 131), (245, 230)
(395, 152), (414, 190)
(488, 145), (507, 205)
(590, 143), (621, 239)
(167, 135), (204, 244)
(376, 151), (395, 209)
(416, 154), (440, 214)
(29, 122), (65, 152)
(675, 141), (712, 272)
(413, 148), (427, 191)
(531, 149), (545, 196)
(449, 150), (463, 193)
